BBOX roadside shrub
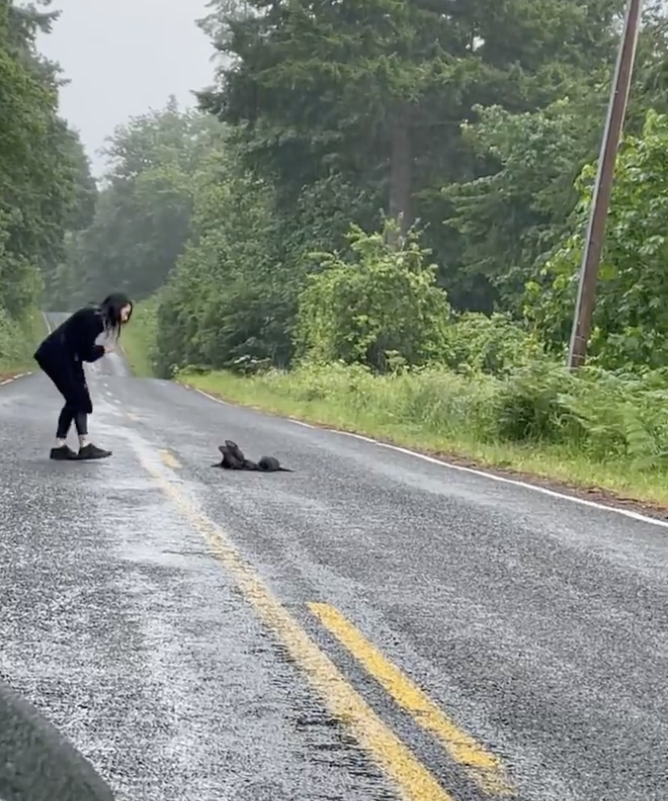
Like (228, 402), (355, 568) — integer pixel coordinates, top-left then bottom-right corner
(0, 307), (21, 369)
(294, 223), (452, 372)
(492, 362), (582, 443)
(445, 312), (545, 376)
(0, 307), (44, 373)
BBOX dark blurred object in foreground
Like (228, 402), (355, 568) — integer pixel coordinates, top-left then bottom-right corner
(0, 679), (114, 800)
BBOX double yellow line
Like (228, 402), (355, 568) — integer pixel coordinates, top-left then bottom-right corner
(310, 603), (513, 796)
(150, 448), (514, 800)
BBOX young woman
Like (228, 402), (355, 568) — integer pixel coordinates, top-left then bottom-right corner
(34, 293), (133, 460)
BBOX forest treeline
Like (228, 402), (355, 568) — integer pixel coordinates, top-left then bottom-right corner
(9, 0), (668, 482)
(0, 0), (95, 369)
(42, 0), (668, 375)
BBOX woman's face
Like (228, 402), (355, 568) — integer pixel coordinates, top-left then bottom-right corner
(120, 303), (132, 323)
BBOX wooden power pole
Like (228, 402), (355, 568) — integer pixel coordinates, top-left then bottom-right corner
(567, 0), (643, 370)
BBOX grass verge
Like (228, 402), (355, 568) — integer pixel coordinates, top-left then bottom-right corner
(0, 307), (48, 379)
(177, 364), (668, 511)
(119, 297), (158, 377)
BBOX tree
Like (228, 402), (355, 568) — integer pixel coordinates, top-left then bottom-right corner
(0, 0), (85, 316)
(199, 0), (623, 240)
(63, 99), (221, 305)
(440, 90), (606, 315)
(154, 132), (288, 376)
(51, 0), (668, 381)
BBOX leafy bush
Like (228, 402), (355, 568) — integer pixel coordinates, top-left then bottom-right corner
(0, 307), (23, 369)
(152, 145), (298, 376)
(294, 222), (453, 372)
(492, 362), (580, 443)
(444, 311), (545, 376)
(0, 306), (46, 375)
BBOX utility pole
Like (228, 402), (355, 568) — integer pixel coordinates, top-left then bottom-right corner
(567, 0), (643, 370)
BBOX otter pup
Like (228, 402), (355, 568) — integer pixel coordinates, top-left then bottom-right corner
(213, 440), (293, 472)
(257, 455), (292, 472)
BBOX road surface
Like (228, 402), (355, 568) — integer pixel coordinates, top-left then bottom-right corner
(1, 316), (668, 801)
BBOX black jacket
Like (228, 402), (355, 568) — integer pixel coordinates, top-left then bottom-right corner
(34, 308), (106, 367)
(34, 308), (107, 414)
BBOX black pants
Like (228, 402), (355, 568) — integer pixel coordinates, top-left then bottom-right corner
(56, 406), (88, 439)
(36, 354), (91, 440)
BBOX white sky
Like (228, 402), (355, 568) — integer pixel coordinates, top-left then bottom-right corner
(37, 0), (215, 176)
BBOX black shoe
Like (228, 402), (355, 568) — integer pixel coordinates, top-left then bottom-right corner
(49, 444), (78, 461)
(77, 443), (112, 460)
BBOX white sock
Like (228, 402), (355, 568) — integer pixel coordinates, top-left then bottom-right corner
(55, 438), (66, 448)
(78, 435), (89, 449)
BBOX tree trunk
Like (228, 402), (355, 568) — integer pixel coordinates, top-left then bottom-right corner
(387, 103), (412, 247)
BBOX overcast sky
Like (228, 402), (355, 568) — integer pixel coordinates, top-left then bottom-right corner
(37, 0), (215, 176)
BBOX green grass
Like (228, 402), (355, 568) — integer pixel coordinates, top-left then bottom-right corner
(119, 297), (158, 377)
(0, 307), (48, 378)
(177, 364), (668, 508)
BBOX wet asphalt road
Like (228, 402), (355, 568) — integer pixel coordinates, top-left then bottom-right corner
(2, 320), (668, 800)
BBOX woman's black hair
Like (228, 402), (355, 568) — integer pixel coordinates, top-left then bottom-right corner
(99, 292), (133, 339)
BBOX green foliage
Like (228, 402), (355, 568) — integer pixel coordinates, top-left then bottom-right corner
(0, 0), (90, 363)
(196, 0), (625, 319)
(120, 296), (159, 378)
(295, 223), (452, 371)
(444, 312), (545, 376)
(0, 306), (47, 375)
(0, 306), (25, 371)
(528, 109), (668, 369)
(441, 94), (605, 313)
(153, 140), (291, 377)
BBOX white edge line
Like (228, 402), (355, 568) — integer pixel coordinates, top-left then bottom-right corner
(194, 386), (317, 428)
(194, 387), (234, 406)
(186, 382), (668, 530)
(291, 419), (316, 429)
(0, 371), (34, 386)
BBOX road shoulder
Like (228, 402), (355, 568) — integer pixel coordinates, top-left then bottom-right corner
(177, 377), (668, 524)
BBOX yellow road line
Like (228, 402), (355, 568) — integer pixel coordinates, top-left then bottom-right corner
(309, 602), (514, 797)
(138, 454), (457, 801)
(159, 449), (182, 469)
